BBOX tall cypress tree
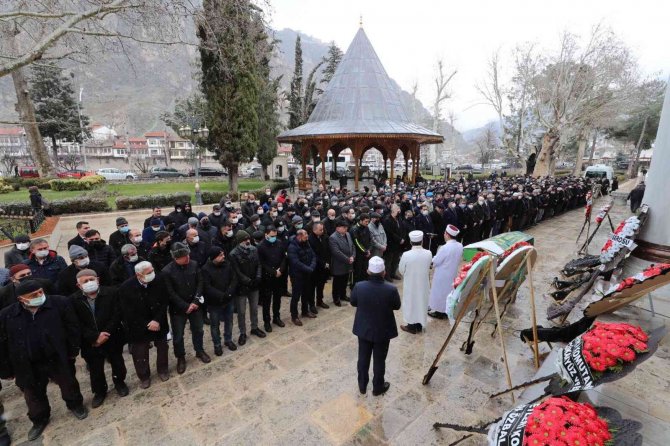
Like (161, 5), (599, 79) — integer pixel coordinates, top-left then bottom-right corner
(198, 0), (260, 193)
(288, 35), (304, 160)
(256, 32), (281, 179)
(320, 42), (343, 89)
(30, 64), (89, 161)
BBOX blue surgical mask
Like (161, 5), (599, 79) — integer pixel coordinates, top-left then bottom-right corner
(26, 293), (46, 307)
(119, 226), (130, 233)
(267, 236), (277, 243)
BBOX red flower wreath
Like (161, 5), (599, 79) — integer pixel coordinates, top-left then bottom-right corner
(613, 263), (670, 292)
(452, 252), (490, 289)
(523, 396), (612, 446)
(498, 241), (532, 263)
(581, 322), (648, 374)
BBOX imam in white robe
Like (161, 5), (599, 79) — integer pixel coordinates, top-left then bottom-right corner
(428, 239), (464, 313)
(398, 245), (433, 326)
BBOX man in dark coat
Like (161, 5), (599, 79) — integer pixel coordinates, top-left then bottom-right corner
(201, 247), (238, 356)
(161, 242), (210, 374)
(429, 203), (446, 254)
(24, 239), (68, 290)
(287, 229), (316, 325)
(0, 265), (53, 311)
(184, 228), (208, 267)
(257, 226), (288, 332)
(70, 270), (128, 408)
(108, 217), (131, 257)
(56, 245), (110, 297)
(352, 214), (372, 285)
(307, 222), (330, 311)
(67, 221), (90, 249)
(627, 182), (645, 212)
(229, 231), (265, 345)
(109, 244), (145, 286)
(167, 202), (189, 228)
(351, 257), (401, 396)
(3, 234), (31, 269)
(117, 261), (169, 389)
(0, 280), (88, 441)
(147, 231), (173, 272)
(414, 205), (435, 250)
(328, 219), (356, 306)
(382, 205), (404, 279)
(84, 230), (117, 268)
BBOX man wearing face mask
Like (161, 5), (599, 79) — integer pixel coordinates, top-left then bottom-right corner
(242, 193), (258, 220)
(368, 213), (387, 261)
(128, 228), (149, 259)
(198, 216), (218, 245)
(323, 208), (338, 236)
(142, 218), (164, 247)
(24, 239), (67, 287)
(0, 280), (88, 441)
(117, 261), (169, 389)
(184, 228), (208, 267)
(288, 215), (304, 239)
(413, 205), (435, 250)
(382, 205), (403, 279)
(168, 202), (189, 228)
(257, 226), (288, 332)
(84, 230), (116, 268)
(4, 234), (31, 268)
(213, 221), (236, 255)
(208, 204), (225, 229)
(307, 222), (331, 311)
(110, 244), (145, 286)
(229, 231), (265, 344)
(245, 214), (265, 237)
(147, 231), (173, 272)
(56, 245), (110, 297)
(71, 270), (128, 408)
(202, 247), (238, 355)
(162, 242), (210, 373)
(287, 229), (316, 325)
(0, 265), (52, 311)
(108, 217), (131, 258)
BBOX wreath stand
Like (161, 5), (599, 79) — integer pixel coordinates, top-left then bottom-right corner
(578, 201), (615, 255)
(422, 258), (516, 403)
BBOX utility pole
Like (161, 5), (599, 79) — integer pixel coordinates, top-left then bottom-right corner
(76, 86), (88, 169)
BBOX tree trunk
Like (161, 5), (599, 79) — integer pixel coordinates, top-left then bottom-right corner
(51, 135), (59, 164)
(532, 130), (560, 177)
(573, 131), (589, 175)
(587, 131), (598, 166)
(228, 162), (239, 194)
(11, 66), (53, 177)
(627, 116), (648, 179)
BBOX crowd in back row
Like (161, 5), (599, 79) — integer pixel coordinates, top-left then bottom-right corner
(0, 175), (594, 443)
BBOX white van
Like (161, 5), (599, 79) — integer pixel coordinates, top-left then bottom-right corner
(584, 164), (614, 182)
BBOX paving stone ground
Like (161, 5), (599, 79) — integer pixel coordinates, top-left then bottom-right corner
(2, 185), (669, 445)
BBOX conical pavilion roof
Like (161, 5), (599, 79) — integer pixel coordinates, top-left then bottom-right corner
(277, 28), (443, 144)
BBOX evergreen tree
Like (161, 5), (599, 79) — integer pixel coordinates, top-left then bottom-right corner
(198, 0), (261, 193)
(30, 64), (90, 161)
(302, 61), (324, 122)
(319, 42), (343, 91)
(288, 35), (304, 160)
(256, 35), (281, 178)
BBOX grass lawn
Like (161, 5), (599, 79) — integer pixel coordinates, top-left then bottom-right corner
(0, 179), (268, 208)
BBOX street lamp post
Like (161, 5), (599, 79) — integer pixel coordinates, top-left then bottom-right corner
(178, 123), (209, 205)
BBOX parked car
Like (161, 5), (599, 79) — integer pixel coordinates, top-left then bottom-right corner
(241, 166), (262, 177)
(188, 167), (227, 177)
(57, 169), (92, 179)
(96, 168), (137, 180)
(149, 166), (185, 178)
(18, 166), (40, 178)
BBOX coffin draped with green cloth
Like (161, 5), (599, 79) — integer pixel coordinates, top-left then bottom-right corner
(462, 231), (535, 261)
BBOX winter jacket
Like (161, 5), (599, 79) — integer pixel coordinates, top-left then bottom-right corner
(117, 276), (169, 343)
(56, 260), (111, 297)
(70, 286), (125, 358)
(161, 260), (203, 314)
(201, 259), (237, 307)
(86, 240), (117, 268)
(229, 244), (262, 294)
(287, 238), (316, 279)
(328, 231), (355, 276)
(368, 222), (387, 257)
(24, 251), (67, 288)
(257, 239), (287, 279)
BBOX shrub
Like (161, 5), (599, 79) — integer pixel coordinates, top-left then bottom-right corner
(0, 197), (110, 215)
(49, 175), (105, 191)
(201, 191), (226, 205)
(5, 177), (53, 190)
(81, 175), (106, 186)
(115, 192), (191, 210)
(0, 185), (13, 194)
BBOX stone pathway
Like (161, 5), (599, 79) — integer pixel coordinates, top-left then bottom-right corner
(1, 190), (669, 445)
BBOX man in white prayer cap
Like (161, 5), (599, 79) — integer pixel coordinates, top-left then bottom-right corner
(398, 230), (433, 334)
(428, 224), (464, 319)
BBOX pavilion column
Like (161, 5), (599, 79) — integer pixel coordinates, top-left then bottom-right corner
(382, 155), (388, 179)
(404, 157), (409, 181)
(300, 145), (307, 186)
(389, 149), (396, 187)
(414, 144), (420, 183)
(318, 142), (328, 189)
(353, 141), (362, 191)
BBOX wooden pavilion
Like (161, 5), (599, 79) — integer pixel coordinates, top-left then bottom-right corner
(277, 26), (444, 191)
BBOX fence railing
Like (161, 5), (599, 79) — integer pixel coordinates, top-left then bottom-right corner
(0, 208), (45, 241)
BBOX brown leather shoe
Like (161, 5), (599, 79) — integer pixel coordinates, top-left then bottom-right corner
(177, 357), (186, 374)
(196, 351), (211, 364)
(139, 379), (151, 389)
(303, 312), (317, 318)
(158, 372), (170, 382)
(400, 325), (417, 334)
(292, 317), (303, 326)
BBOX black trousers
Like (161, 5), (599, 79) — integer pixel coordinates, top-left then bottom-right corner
(84, 349), (127, 395)
(357, 338), (390, 393)
(353, 255), (369, 284)
(129, 339), (168, 382)
(304, 269), (327, 308)
(332, 274), (349, 303)
(260, 276), (283, 322)
(19, 359), (84, 423)
(383, 250), (401, 277)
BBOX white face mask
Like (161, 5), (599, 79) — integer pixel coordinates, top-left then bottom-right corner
(214, 212), (221, 216)
(278, 226), (285, 233)
(231, 217), (239, 224)
(76, 257), (90, 267)
(133, 236), (143, 243)
(82, 280), (99, 294)
(312, 217), (320, 222)
(16, 242), (30, 251)
(35, 249), (49, 258)
(26, 293), (46, 307)
(257, 210), (264, 215)
(328, 215), (335, 220)
(128, 254), (139, 262)
(271, 211), (278, 217)
(191, 236), (200, 244)
(277, 207), (283, 212)
(421, 210), (429, 216)
(143, 272), (156, 283)
(152, 226), (160, 231)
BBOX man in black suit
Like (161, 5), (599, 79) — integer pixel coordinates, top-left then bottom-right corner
(351, 256), (401, 396)
(67, 221), (90, 249)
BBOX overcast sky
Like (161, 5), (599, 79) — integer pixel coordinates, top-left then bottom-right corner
(267, 0), (670, 132)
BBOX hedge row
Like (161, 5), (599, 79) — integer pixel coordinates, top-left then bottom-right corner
(0, 197), (110, 215)
(115, 192), (192, 210)
(49, 175), (106, 191)
(4, 177), (53, 190)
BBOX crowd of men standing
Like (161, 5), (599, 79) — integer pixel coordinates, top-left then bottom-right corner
(0, 175), (594, 443)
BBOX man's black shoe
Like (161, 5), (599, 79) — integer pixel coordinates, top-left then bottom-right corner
(70, 405), (89, 420)
(309, 306), (318, 315)
(264, 322), (273, 333)
(359, 386), (367, 395)
(317, 301), (330, 309)
(238, 334), (247, 346)
(341, 295), (350, 302)
(28, 419), (49, 441)
(214, 346), (224, 356)
(225, 341), (238, 351)
(428, 311), (448, 320)
(91, 393), (106, 408)
(196, 351), (211, 364)
(401, 325), (417, 334)
(372, 382), (390, 396)
(177, 356), (186, 374)
(333, 301), (342, 307)
(251, 328), (266, 338)
(115, 382), (129, 397)
(273, 318), (285, 328)
(203, 315), (211, 325)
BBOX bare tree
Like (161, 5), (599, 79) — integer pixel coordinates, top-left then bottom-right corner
(56, 153), (81, 170)
(133, 158), (151, 174)
(431, 59), (456, 164)
(476, 123), (498, 167)
(475, 50), (505, 133)
(1, 154), (18, 176)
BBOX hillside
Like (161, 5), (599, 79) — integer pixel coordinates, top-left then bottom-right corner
(0, 27), (468, 151)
